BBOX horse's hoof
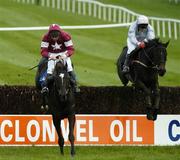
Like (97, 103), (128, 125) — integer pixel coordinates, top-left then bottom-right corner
(146, 111), (154, 121)
(45, 105), (49, 111)
(60, 148), (64, 155)
(40, 105), (48, 113)
(41, 105), (44, 110)
(152, 113), (157, 121)
(71, 150), (75, 157)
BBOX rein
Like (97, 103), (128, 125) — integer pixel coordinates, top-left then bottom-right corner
(132, 45), (165, 69)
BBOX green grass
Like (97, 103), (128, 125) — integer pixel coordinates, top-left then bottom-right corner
(0, 0), (179, 86)
(0, 146), (180, 160)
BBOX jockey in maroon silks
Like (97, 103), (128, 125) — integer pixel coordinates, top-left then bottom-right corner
(40, 24), (80, 95)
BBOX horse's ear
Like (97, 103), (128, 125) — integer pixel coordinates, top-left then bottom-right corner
(163, 40), (170, 48)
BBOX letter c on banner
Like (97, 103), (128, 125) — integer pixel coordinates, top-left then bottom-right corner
(168, 120), (180, 141)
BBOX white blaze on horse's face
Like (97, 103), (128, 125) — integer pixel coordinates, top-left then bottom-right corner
(59, 73), (64, 83)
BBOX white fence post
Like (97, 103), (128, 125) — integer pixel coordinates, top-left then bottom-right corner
(67, 0), (70, 12)
(88, 2), (92, 16)
(118, 10), (121, 23)
(93, 3), (97, 18)
(72, 0), (75, 13)
(62, 0), (65, 11)
(78, 1), (81, 15)
(83, 1), (86, 15)
(41, 0), (45, 6)
(47, 0), (50, 7)
(157, 20), (160, 37)
(103, 6), (106, 21)
(108, 7), (111, 22)
(162, 21), (166, 38)
(113, 8), (116, 22)
(57, 0), (60, 9)
(98, 5), (101, 19)
(168, 21), (172, 38)
(123, 11), (126, 23)
(174, 22), (177, 39)
(52, 0), (55, 8)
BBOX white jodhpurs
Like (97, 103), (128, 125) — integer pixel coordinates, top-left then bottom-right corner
(47, 57), (73, 74)
(127, 38), (137, 55)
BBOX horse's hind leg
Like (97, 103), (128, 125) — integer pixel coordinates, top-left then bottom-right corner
(52, 115), (64, 155)
(68, 115), (76, 157)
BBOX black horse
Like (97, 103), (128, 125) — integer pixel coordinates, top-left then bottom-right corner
(37, 59), (76, 156)
(117, 38), (169, 120)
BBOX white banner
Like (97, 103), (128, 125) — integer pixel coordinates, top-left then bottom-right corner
(155, 115), (180, 145)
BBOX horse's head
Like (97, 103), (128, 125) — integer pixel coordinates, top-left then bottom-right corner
(53, 60), (71, 101)
(145, 38), (169, 76)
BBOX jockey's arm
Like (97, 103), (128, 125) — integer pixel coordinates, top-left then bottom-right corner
(41, 41), (49, 58)
(63, 33), (75, 57)
(128, 23), (139, 46)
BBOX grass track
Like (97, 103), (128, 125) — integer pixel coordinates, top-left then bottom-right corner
(0, 146), (180, 160)
(0, 0), (179, 86)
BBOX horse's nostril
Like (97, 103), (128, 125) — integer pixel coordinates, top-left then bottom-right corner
(158, 69), (166, 76)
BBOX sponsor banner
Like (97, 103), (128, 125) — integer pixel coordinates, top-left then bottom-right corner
(0, 115), (154, 145)
(155, 115), (180, 145)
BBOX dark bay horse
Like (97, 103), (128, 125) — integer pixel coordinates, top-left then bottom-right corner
(47, 59), (76, 156)
(117, 38), (169, 120)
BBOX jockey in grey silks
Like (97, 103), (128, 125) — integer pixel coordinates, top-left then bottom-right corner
(123, 15), (155, 73)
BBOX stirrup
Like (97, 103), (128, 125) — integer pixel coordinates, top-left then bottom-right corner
(41, 87), (49, 94)
(122, 66), (130, 73)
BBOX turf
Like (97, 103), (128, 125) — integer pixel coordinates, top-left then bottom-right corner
(0, 0), (179, 86)
(0, 146), (180, 160)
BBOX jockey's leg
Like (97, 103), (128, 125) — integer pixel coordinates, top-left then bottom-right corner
(68, 71), (80, 93)
(122, 54), (131, 73)
(41, 59), (55, 92)
(66, 58), (80, 93)
(122, 40), (136, 73)
(41, 59), (56, 107)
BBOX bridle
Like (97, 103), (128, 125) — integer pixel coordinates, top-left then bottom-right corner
(53, 61), (71, 100)
(132, 45), (166, 70)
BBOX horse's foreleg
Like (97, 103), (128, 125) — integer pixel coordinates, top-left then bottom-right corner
(52, 115), (64, 155)
(135, 80), (155, 120)
(152, 82), (160, 110)
(151, 82), (160, 120)
(68, 115), (76, 157)
(135, 80), (152, 107)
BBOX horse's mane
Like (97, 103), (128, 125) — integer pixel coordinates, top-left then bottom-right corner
(146, 38), (162, 47)
(54, 60), (67, 75)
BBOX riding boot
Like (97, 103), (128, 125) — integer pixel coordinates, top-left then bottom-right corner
(41, 74), (53, 95)
(68, 71), (80, 93)
(122, 54), (131, 73)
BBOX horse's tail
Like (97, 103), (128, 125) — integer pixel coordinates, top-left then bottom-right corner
(116, 47), (129, 86)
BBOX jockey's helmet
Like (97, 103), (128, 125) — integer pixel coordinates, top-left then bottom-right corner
(137, 15), (149, 30)
(49, 24), (61, 40)
(137, 15), (149, 25)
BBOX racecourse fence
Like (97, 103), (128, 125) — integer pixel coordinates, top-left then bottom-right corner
(0, 86), (180, 114)
(13, 0), (180, 40)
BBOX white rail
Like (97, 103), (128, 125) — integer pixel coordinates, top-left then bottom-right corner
(0, 23), (132, 31)
(13, 0), (180, 39)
